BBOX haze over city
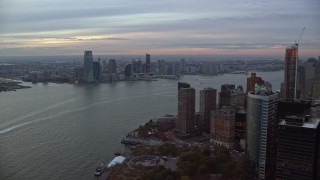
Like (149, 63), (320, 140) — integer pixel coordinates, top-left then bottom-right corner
(0, 0), (319, 57)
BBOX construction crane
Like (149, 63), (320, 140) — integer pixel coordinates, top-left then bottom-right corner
(294, 27), (305, 101)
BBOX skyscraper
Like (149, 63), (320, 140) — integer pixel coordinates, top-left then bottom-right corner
(92, 60), (100, 82)
(200, 87), (217, 133)
(219, 84), (235, 107)
(178, 83), (195, 136)
(83, 51), (94, 83)
(247, 73), (264, 94)
(219, 84), (245, 108)
(304, 58), (320, 99)
(125, 63), (133, 79)
(277, 99), (311, 120)
(246, 86), (278, 180)
(108, 59), (117, 74)
(235, 107), (246, 142)
(276, 116), (320, 180)
(146, 54), (151, 73)
(210, 106), (235, 149)
(312, 81), (320, 103)
(284, 45), (299, 100)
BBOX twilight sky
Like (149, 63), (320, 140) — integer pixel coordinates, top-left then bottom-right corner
(0, 0), (319, 57)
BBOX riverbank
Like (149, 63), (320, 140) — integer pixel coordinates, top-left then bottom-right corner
(0, 81), (31, 92)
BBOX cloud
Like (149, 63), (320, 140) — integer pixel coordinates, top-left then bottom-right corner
(0, 0), (319, 56)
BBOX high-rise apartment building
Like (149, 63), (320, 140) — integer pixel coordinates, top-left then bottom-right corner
(276, 116), (320, 180)
(83, 51), (94, 83)
(108, 59), (117, 74)
(210, 106), (235, 149)
(284, 45), (299, 100)
(219, 84), (235, 107)
(246, 87), (278, 180)
(178, 83), (195, 136)
(146, 54), (151, 73)
(200, 87), (217, 133)
(247, 73), (264, 94)
(219, 84), (245, 108)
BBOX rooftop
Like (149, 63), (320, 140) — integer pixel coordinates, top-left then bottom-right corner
(280, 118), (320, 129)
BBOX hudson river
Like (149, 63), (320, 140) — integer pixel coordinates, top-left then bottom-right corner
(0, 71), (283, 180)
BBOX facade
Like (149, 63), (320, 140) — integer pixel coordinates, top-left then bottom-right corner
(235, 108), (246, 142)
(146, 54), (151, 73)
(246, 88), (278, 180)
(125, 64), (133, 79)
(219, 84), (245, 108)
(277, 100), (311, 120)
(276, 116), (320, 180)
(200, 87), (217, 133)
(108, 59), (117, 74)
(92, 61), (100, 81)
(132, 59), (142, 74)
(312, 81), (320, 103)
(284, 45), (298, 100)
(83, 51), (94, 82)
(219, 84), (235, 107)
(301, 59), (320, 99)
(247, 73), (264, 94)
(178, 86), (195, 136)
(210, 106), (235, 149)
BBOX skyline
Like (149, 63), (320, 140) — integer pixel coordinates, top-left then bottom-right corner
(0, 0), (320, 57)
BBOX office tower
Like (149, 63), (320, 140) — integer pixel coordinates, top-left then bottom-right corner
(201, 62), (218, 75)
(179, 58), (185, 74)
(284, 45), (299, 100)
(219, 84), (235, 107)
(108, 59), (117, 74)
(174, 62), (180, 76)
(92, 60), (100, 82)
(304, 58), (320, 98)
(246, 86), (278, 180)
(247, 73), (264, 94)
(157, 59), (165, 75)
(178, 82), (190, 91)
(298, 65), (305, 99)
(278, 100), (311, 120)
(83, 51), (94, 82)
(178, 85), (195, 136)
(312, 81), (320, 103)
(200, 87), (217, 133)
(102, 60), (107, 73)
(210, 106), (235, 149)
(132, 59), (142, 74)
(219, 84), (245, 108)
(311, 102), (320, 117)
(124, 64), (133, 79)
(235, 107), (246, 142)
(146, 54), (151, 73)
(276, 116), (320, 180)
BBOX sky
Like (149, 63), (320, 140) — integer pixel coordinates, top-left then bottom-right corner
(0, 0), (319, 57)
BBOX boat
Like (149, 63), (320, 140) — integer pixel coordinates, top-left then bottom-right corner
(94, 164), (104, 176)
(115, 151), (121, 156)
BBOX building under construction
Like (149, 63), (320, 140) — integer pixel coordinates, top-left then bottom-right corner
(284, 45), (299, 100)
